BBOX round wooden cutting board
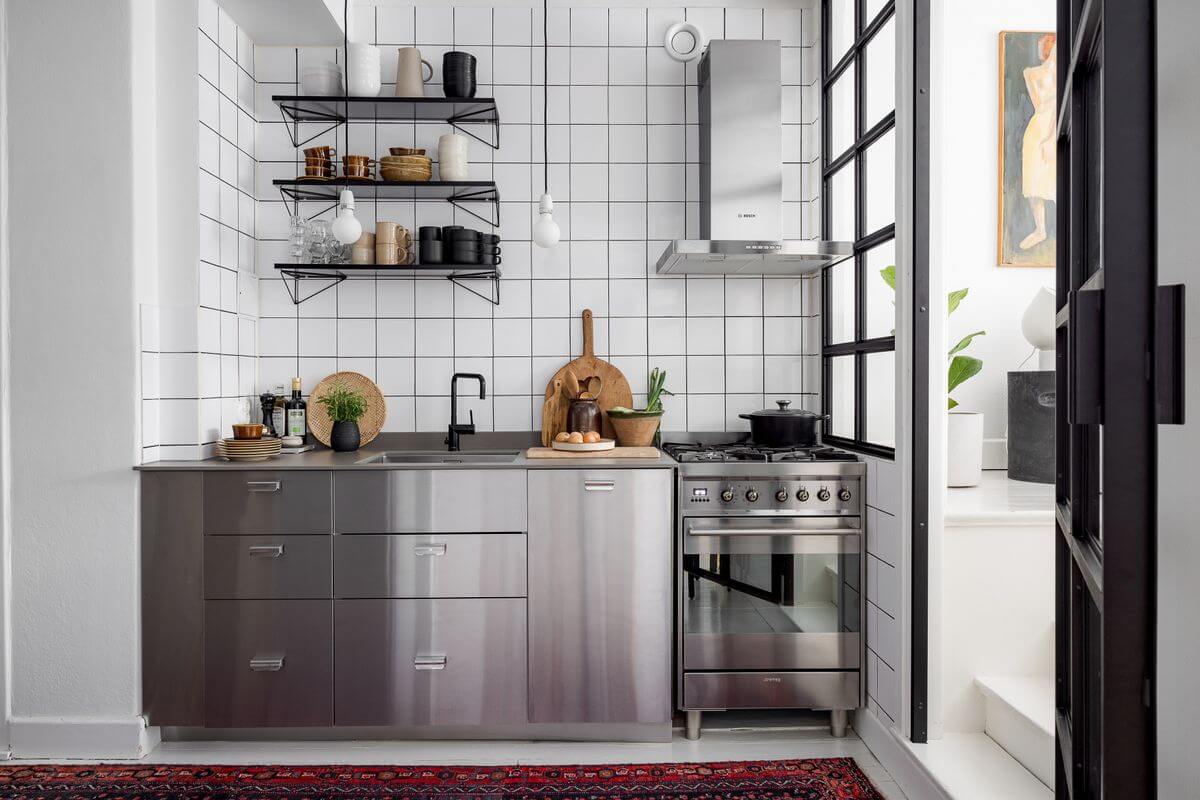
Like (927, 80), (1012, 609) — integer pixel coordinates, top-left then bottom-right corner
(542, 310), (633, 444)
(308, 371), (387, 447)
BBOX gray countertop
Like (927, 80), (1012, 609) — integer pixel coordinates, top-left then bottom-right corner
(136, 431), (676, 471)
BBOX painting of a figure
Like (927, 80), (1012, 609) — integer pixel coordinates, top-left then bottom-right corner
(998, 31), (1057, 267)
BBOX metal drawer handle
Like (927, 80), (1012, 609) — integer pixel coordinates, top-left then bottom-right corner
(248, 545), (285, 558)
(249, 656), (284, 672)
(688, 527), (863, 537)
(413, 543), (447, 557)
(414, 654), (447, 670)
(584, 480), (615, 492)
(246, 481), (281, 493)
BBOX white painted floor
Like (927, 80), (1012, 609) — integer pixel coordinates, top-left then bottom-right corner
(16, 714), (906, 799)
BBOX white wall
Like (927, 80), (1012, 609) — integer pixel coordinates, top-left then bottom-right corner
(3, 0), (153, 757)
(254, 3), (823, 434)
(1156, 0), (1200, 792)
(939, 0), (1054, 458)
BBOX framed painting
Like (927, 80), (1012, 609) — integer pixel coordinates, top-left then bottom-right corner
(998, 31), (1057, 267)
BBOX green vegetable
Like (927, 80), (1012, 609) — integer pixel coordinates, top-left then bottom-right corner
(316, 382), (368, 423)
(645, 367), (672, 413)
(880, 265), (985, 410)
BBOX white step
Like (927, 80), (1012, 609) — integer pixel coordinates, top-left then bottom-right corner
(974, 675), (1055, 788)
(907, 733), (1053, 800)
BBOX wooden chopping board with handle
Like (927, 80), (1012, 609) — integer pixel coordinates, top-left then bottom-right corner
(542, 309), (633, 444)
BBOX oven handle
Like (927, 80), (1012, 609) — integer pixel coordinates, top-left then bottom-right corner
(686, 527), (862, 537)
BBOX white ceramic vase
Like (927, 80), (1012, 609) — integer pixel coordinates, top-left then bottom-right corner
(438, 133), (469, 181)
(948, 411), (984, 487)
(346, 43), (381, 97)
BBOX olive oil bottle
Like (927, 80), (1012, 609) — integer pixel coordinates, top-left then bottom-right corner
(285, 377), (308, 444)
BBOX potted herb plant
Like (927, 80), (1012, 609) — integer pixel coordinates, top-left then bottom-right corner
(316, 382), (369, 452)
(607, 368), (672, 447)
(882, 267), (985, 486)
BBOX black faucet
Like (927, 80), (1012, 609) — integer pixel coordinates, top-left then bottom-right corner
(447, 373), (486, 452)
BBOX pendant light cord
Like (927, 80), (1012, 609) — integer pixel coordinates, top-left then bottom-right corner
(543, 0), (549, 192)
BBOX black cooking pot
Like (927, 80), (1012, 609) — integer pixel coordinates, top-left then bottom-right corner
(739, 400), (828, 448)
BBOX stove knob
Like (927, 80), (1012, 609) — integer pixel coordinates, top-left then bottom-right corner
(838, 488), (852, 502)
(797, 488), (810, 502)
(746, 489), (760, 502)
(775, 489), (789, 502)
(817, 487), (831, 502)
(721, 489), (735, 503)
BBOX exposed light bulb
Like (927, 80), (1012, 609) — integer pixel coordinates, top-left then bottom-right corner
(532, 193), (560, 249)
(331, 189), (362, 244)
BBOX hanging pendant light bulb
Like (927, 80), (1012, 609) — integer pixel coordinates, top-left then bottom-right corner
(331, 189), (362, 245)
(532, 0), (559, 249)
(533, 192), (560, 248)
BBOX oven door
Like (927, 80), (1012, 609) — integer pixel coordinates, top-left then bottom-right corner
(682, 516), (862, 671)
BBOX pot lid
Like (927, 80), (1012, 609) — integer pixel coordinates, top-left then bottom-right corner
(740, 400), (822, 419)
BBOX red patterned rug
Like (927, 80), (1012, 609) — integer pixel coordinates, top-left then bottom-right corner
(0, 758), (884, 799)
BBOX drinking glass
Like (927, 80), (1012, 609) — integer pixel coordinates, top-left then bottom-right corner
(289, 215), (309, 260)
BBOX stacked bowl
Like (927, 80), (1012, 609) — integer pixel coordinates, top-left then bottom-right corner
(346, 43), (382, 97)
(380, 147), (432, 181)
(300, 60), (343, 95)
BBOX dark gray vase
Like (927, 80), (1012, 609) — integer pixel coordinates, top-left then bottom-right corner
(330, 420), (361, 452)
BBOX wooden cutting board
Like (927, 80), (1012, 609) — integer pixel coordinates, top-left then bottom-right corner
(526, 447), (660, 459)
(541, 309), (633, 444)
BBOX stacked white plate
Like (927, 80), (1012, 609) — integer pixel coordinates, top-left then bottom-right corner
(217, 437), (283, 462)
(300, 59), (343, 96)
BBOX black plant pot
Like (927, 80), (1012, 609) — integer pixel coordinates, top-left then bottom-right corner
(330, 420), (361, 452)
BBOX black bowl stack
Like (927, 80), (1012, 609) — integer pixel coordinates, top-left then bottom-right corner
(442, 51), (477, 99)
(420, 226), (501, 266)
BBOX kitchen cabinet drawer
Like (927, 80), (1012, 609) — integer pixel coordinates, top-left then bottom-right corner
(204, 471), (331, 535)
(204, 536), (332, 600)
(527, 469), (673, 724)
(334, 470), (526, 533)
(204, 599), (332, 727)
(335, 534), (525, 598)
(683, 671), (859, 711)
(335, 598), (527, 726)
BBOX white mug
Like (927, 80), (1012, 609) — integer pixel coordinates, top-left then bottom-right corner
(395, 48), (433, 97)
(438, 133), (469, 181)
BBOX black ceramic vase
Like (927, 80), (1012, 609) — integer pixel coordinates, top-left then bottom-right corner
(330, 420), (361, 452)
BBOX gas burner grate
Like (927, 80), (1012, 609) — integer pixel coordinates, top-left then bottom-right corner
(662, 441), (859, 463)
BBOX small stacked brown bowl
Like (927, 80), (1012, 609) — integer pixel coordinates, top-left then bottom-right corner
(343, 154), (375, 180)
(302, 145), (336, 179)
(380, 147), (432, 182)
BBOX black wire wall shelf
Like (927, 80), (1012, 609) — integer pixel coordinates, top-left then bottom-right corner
(273, 179), (501, 227)
(274, 263), (502, 306)
(273, 95), (501, 149)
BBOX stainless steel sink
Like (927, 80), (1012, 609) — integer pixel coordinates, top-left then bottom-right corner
(356, 450), (521, 465)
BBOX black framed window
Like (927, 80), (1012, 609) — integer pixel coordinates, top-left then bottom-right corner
(821, 0), (897, 456)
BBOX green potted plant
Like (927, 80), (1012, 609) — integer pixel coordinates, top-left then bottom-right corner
(607, 368), (672, 447)
(316, 382), (369, 452)
(882, 267), (986, 485)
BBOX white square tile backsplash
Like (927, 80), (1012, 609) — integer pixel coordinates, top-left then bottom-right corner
(238, 2), (820, 434)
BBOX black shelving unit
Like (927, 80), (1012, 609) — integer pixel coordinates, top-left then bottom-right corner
(273, 95), (500, 149)
(274, 263), (501, 306)
(274, 179), (500, 227)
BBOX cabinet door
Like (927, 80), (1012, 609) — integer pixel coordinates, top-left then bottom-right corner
(334, 470), (526, 533)
(204, 471), (332, 535)
(527, 469), (673, 724)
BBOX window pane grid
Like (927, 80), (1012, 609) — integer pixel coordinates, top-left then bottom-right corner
(821, 0), (897, 456)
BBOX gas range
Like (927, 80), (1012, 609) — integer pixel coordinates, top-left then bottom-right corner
(666, 436), (866, 739)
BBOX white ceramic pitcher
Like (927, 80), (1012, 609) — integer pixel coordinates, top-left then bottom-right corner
(395, 47), (433, 97)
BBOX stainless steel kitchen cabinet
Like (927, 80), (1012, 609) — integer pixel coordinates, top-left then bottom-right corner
(335, 534), (526, 598)
(334, 470), (526, 533)
(527, 469), (673, 724)
(204, 535), (332, 600)
(335, 598), (527, 726)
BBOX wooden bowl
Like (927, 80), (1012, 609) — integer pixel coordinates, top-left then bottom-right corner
(232, 423), (265, 440)
(607, 413), (662, 447)
(380, 165), (432, 182)
(388, 147), (426, 156)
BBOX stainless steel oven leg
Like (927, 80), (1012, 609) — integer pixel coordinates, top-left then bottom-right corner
(685, 710), (702, 740)
(830, 709), (848, 738)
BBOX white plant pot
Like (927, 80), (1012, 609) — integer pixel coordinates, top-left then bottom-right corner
(948, 411), (984, 487)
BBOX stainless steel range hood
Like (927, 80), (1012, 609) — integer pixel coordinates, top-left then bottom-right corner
(655, 40), (852, 276)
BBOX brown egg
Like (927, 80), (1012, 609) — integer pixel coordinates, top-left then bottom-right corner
(568, 431), (584, 444)
(554, 431), (571, 442)
(583, 431), (601, 443)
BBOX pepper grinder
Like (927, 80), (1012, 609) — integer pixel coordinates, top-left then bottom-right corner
(259, 392), (277, 437)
